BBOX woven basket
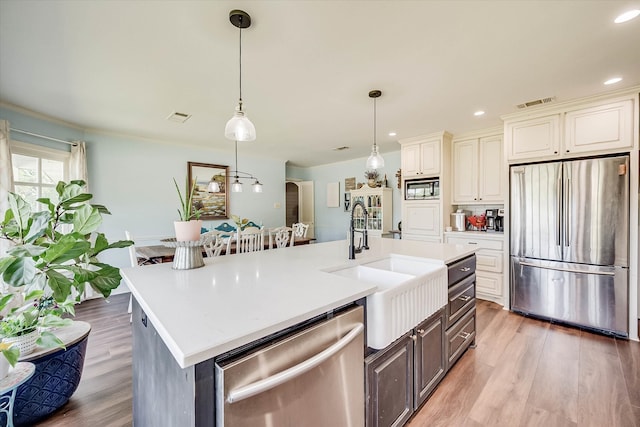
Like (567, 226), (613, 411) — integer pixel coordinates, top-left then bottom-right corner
(3, 329), (38, 356)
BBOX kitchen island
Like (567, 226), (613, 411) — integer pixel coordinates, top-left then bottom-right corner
(123, 238), (476, 426)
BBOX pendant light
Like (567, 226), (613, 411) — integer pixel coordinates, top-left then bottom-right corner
(366, 90), (384, 169)
(225, 10), (256, 142)
(206, 140), (263, 193)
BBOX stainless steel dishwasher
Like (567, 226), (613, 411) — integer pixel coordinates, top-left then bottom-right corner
(215, 305), (364, 427)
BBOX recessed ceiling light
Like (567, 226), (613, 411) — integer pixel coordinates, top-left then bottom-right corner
(614, 9), (640, 23)
(474, 111), (485, 116)
(388, 131), (397, 137)
(604, 77), (623, 85)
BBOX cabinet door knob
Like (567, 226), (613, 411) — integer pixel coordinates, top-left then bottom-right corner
(416, 329), (425, 334)
(554, 151), (558, 154)
(566, 149), (570, 153)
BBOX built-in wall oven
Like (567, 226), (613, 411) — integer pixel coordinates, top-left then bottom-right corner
(405, 177), (440, 200)
(215, 306), (364, 427)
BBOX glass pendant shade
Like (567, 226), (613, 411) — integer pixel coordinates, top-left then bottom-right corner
(225, 108), (256, 142)
(252, 180), (263, 193)
(207, 180), (220, 193)
(231, 179), (243, 193)
(366, 145), (385, 169)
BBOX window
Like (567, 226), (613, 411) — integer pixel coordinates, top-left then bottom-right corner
(10, 140), (69, 208)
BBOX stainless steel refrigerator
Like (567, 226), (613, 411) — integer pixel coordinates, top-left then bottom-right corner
(510, 155), (629, 337)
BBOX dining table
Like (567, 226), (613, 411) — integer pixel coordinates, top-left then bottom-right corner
(135, 236), (312, 265)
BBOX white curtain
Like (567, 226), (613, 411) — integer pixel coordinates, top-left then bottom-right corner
(69, 141), (88, 188)
(0, 120), (18, 313)
(0, 120), (13, 258)
(68, 141), (96, 300)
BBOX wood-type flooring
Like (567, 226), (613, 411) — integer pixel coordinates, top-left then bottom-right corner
(36, 295), (640, 427)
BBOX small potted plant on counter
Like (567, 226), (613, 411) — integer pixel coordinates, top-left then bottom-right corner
(173, 177), (203, 241)
(365, 170), (379, 188)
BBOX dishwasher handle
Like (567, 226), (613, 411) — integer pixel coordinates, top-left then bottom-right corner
(227, 322), (364, 404)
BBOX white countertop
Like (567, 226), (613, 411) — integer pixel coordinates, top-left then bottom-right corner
(122, 238), (476, 368)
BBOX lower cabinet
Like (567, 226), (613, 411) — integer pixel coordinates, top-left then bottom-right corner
(365, 332), (414, 427)
(365, 309), (445, 427)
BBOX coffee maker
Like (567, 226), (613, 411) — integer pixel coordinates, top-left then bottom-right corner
(485, 208), (505, 232)
(495, 208), (504, 232)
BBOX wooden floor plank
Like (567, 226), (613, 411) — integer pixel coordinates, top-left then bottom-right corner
(526, 324), (580, 423)
(616, 338), (640, 408)
(519, 404), (578, 427)
(467, 331), (545, 426)
(578, 332), (638, 427)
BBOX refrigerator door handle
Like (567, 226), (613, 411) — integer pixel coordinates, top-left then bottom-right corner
(565, 177), (571, 247)
(518, 261), (615, 276)
(556, 176), (562, 246)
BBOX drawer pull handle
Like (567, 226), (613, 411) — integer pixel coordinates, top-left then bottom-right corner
(416, 329), (425, 334)
(458, 331), (471, 340)
(459, 267), (471, 272)
(468, 242), (478, 245)
(458, 295), (471, 302)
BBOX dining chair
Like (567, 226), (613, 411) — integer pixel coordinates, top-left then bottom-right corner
(236, 227), (264, 253)
(290, 223), (309, 245)
(271, 226), (293, 249)
(203, 231), (232, 258)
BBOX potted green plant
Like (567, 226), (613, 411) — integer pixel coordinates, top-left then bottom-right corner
(365, 170), (379, 188)
(173, 177), (203, 241)
(0, 180), (133, 375)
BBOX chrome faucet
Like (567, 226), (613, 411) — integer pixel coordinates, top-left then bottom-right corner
(349, 200), (369, 259)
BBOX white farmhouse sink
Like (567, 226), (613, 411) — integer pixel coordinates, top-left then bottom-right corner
(327, 254), (447, 349)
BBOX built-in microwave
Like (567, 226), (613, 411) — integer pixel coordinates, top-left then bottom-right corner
(404, 177), (440, 200)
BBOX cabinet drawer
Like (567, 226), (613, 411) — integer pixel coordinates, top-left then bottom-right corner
(446, 236), (503, 251)
(445, 307), (476, 371)
(447, 255), (476, 285)
(446, 275), (475, 329)
(476, 249), (503, 273)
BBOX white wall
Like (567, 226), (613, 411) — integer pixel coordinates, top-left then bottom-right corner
(286, 151), (402, 243)
(1, 106), (286, 294)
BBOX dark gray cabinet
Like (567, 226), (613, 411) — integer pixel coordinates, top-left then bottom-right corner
(365, 332), (414, 427)
(365, 308), (446, 427)
(414, 309), (446, 409)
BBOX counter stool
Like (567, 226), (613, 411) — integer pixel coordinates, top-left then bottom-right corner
(0, 362), (35, 427)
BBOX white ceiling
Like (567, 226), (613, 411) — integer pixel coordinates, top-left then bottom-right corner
(1, 1), (639, 167)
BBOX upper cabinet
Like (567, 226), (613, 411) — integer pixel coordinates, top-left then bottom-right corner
(564, 99), (634, 154)
(505, 114), (561, 161)
(503, 90), (638, 163)
(452, 129), (503, 204)
(400, 137), (444, 177)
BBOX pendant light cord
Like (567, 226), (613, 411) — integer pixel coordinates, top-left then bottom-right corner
(238, 19), (243, 111)
(235, 140), (239, 178)
(373, 96), (377, 150)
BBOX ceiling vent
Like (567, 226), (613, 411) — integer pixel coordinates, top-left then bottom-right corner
(166, 111), (192, 123)
(516, 96), (556, 109)
(332, 146), (350, 151)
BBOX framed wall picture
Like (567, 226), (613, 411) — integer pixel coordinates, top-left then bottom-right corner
(187, 161), (230, 220)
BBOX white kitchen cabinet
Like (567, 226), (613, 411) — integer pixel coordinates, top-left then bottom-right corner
(402, 201), (440, 240)
(401, 139), (441, 177)
(505, 114), (561, 161)
(504, 91), (638, 163)
(452, 132), (503, 204)
(350, 187), (392, 237)
(565, 99), (634, 154)
(445, 232), (504, 303)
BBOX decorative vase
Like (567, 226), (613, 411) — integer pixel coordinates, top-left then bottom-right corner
(174, 220), (203, 242)
(368, 179), (377, 188)
(0, 355), (9, 379)
(3, 329), (38, 356)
